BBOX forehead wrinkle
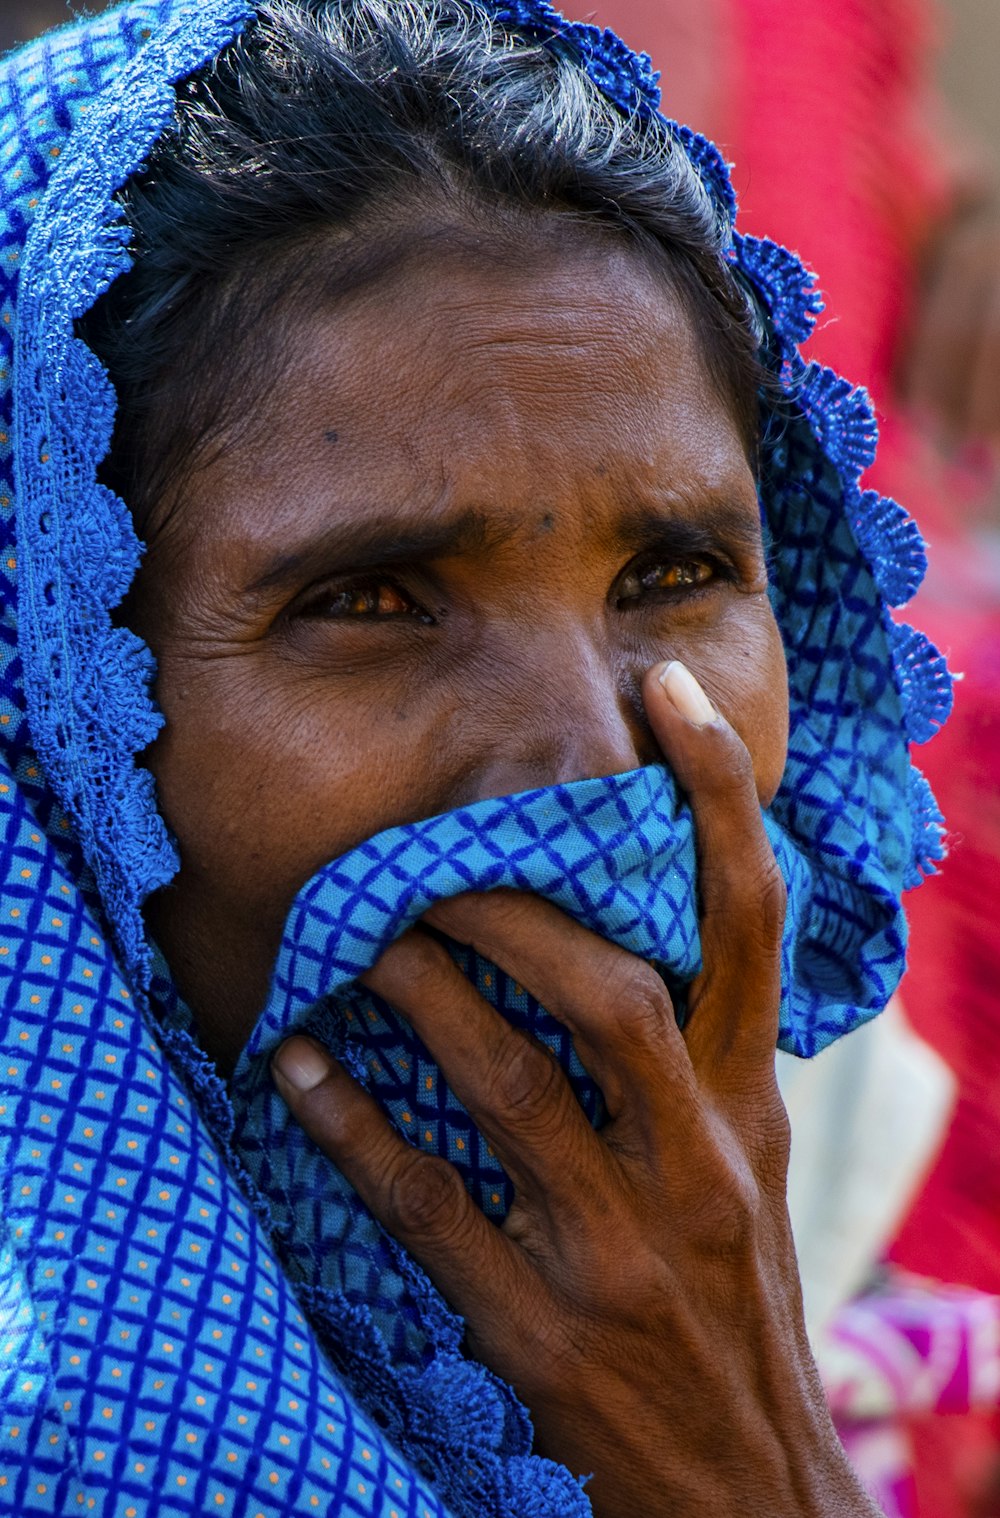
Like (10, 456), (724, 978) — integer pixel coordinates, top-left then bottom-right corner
(442, 293), (648, 349)
(426, 300), (667, 405)
(407, 312), (736, 478)
(244, 244), (730, 479)
(344, 235), (690, 397)
(422, 341), (710, 476)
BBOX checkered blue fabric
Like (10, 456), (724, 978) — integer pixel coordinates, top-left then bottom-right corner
(0, 1), (950, 1515)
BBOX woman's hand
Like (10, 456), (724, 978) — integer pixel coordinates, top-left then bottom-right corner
(272, 661), (879, 1518)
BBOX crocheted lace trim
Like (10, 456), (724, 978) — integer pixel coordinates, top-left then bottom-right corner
(14, 0), (255, 982)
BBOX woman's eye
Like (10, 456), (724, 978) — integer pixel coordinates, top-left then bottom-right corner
(298, 579), (430, 621)
(617, 557), (717, 604)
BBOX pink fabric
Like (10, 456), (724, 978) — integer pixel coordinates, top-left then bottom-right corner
(591, 0), (953, 399)
(824, 1275), (1000, 1518)
(838, 1421), (919, 1518)
(724, 0), (953, 397)
(581, 0), (734, 149)
(823, 1276), (1000, 1422)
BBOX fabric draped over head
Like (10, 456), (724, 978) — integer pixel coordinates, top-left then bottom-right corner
(0, 2), (950, 1515)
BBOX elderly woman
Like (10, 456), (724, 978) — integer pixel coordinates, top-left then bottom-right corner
(0, 1), (950, 1515)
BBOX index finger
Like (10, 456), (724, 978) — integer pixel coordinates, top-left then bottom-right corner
(421, 890), (701, 1132)
(642, 660), (785, 1079)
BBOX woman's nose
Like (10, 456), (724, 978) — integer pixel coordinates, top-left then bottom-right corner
(459, 636), (657, 801)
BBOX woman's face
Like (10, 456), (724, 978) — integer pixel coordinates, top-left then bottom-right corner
(128, 235), (789, 1071)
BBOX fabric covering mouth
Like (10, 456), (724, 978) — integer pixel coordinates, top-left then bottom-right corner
(190, 758), (911, 1292)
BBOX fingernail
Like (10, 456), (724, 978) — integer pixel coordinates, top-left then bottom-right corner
(658, 661), (717, 727)
(272, 1037), (330, 1093)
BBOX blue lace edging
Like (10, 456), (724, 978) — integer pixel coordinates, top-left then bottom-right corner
(734, 236), (953, 879)
(490, 0), (660, 117)
(14, 0), (255, 985)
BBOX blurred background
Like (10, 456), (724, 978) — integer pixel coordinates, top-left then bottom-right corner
(4, 2), (1000, 1516)
(941, 0), (1000, 185)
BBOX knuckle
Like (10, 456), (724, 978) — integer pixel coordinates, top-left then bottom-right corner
(707, 845), (786, 961)
(691, 1158), (762, 1258)
(676, 1112), (768, 1257)
(393, 929), (453, 999)
(431, 889), (524, 955)
(490, 1035), (566, 1134)
(767, 1100), (793, 1181)
(605, 963), (675, 1050)
(385, 1151), (468, 1239)
(488, 1302), (586, 1398)
(476, 888), (527, 934)
(465, 890), (531, 962)
(745, 1086), (793, 1189)
(721, 1170), (762, 1251)
(705, 728), (756, 800)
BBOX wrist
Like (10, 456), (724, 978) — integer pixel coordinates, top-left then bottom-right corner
(532, 1349), (881, 1518)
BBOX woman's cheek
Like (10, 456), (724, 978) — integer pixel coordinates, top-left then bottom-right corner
(244, 708), (472, 886)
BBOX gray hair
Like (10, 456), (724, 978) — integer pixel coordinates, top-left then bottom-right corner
(82, 0), (762, 527)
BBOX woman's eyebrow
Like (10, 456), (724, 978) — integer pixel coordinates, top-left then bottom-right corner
(244, 495), (763, 599)
(611, 499), (765, 558)
(243, 507), (509, 597)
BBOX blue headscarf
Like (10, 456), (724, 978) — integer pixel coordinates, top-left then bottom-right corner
(0, 2), (950, 1515)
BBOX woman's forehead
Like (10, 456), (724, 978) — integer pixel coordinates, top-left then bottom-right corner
(156, 244), (759, 570)
(246, 243), (745, 470)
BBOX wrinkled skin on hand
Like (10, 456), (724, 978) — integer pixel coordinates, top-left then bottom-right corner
(274, 665), (881, 1518)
